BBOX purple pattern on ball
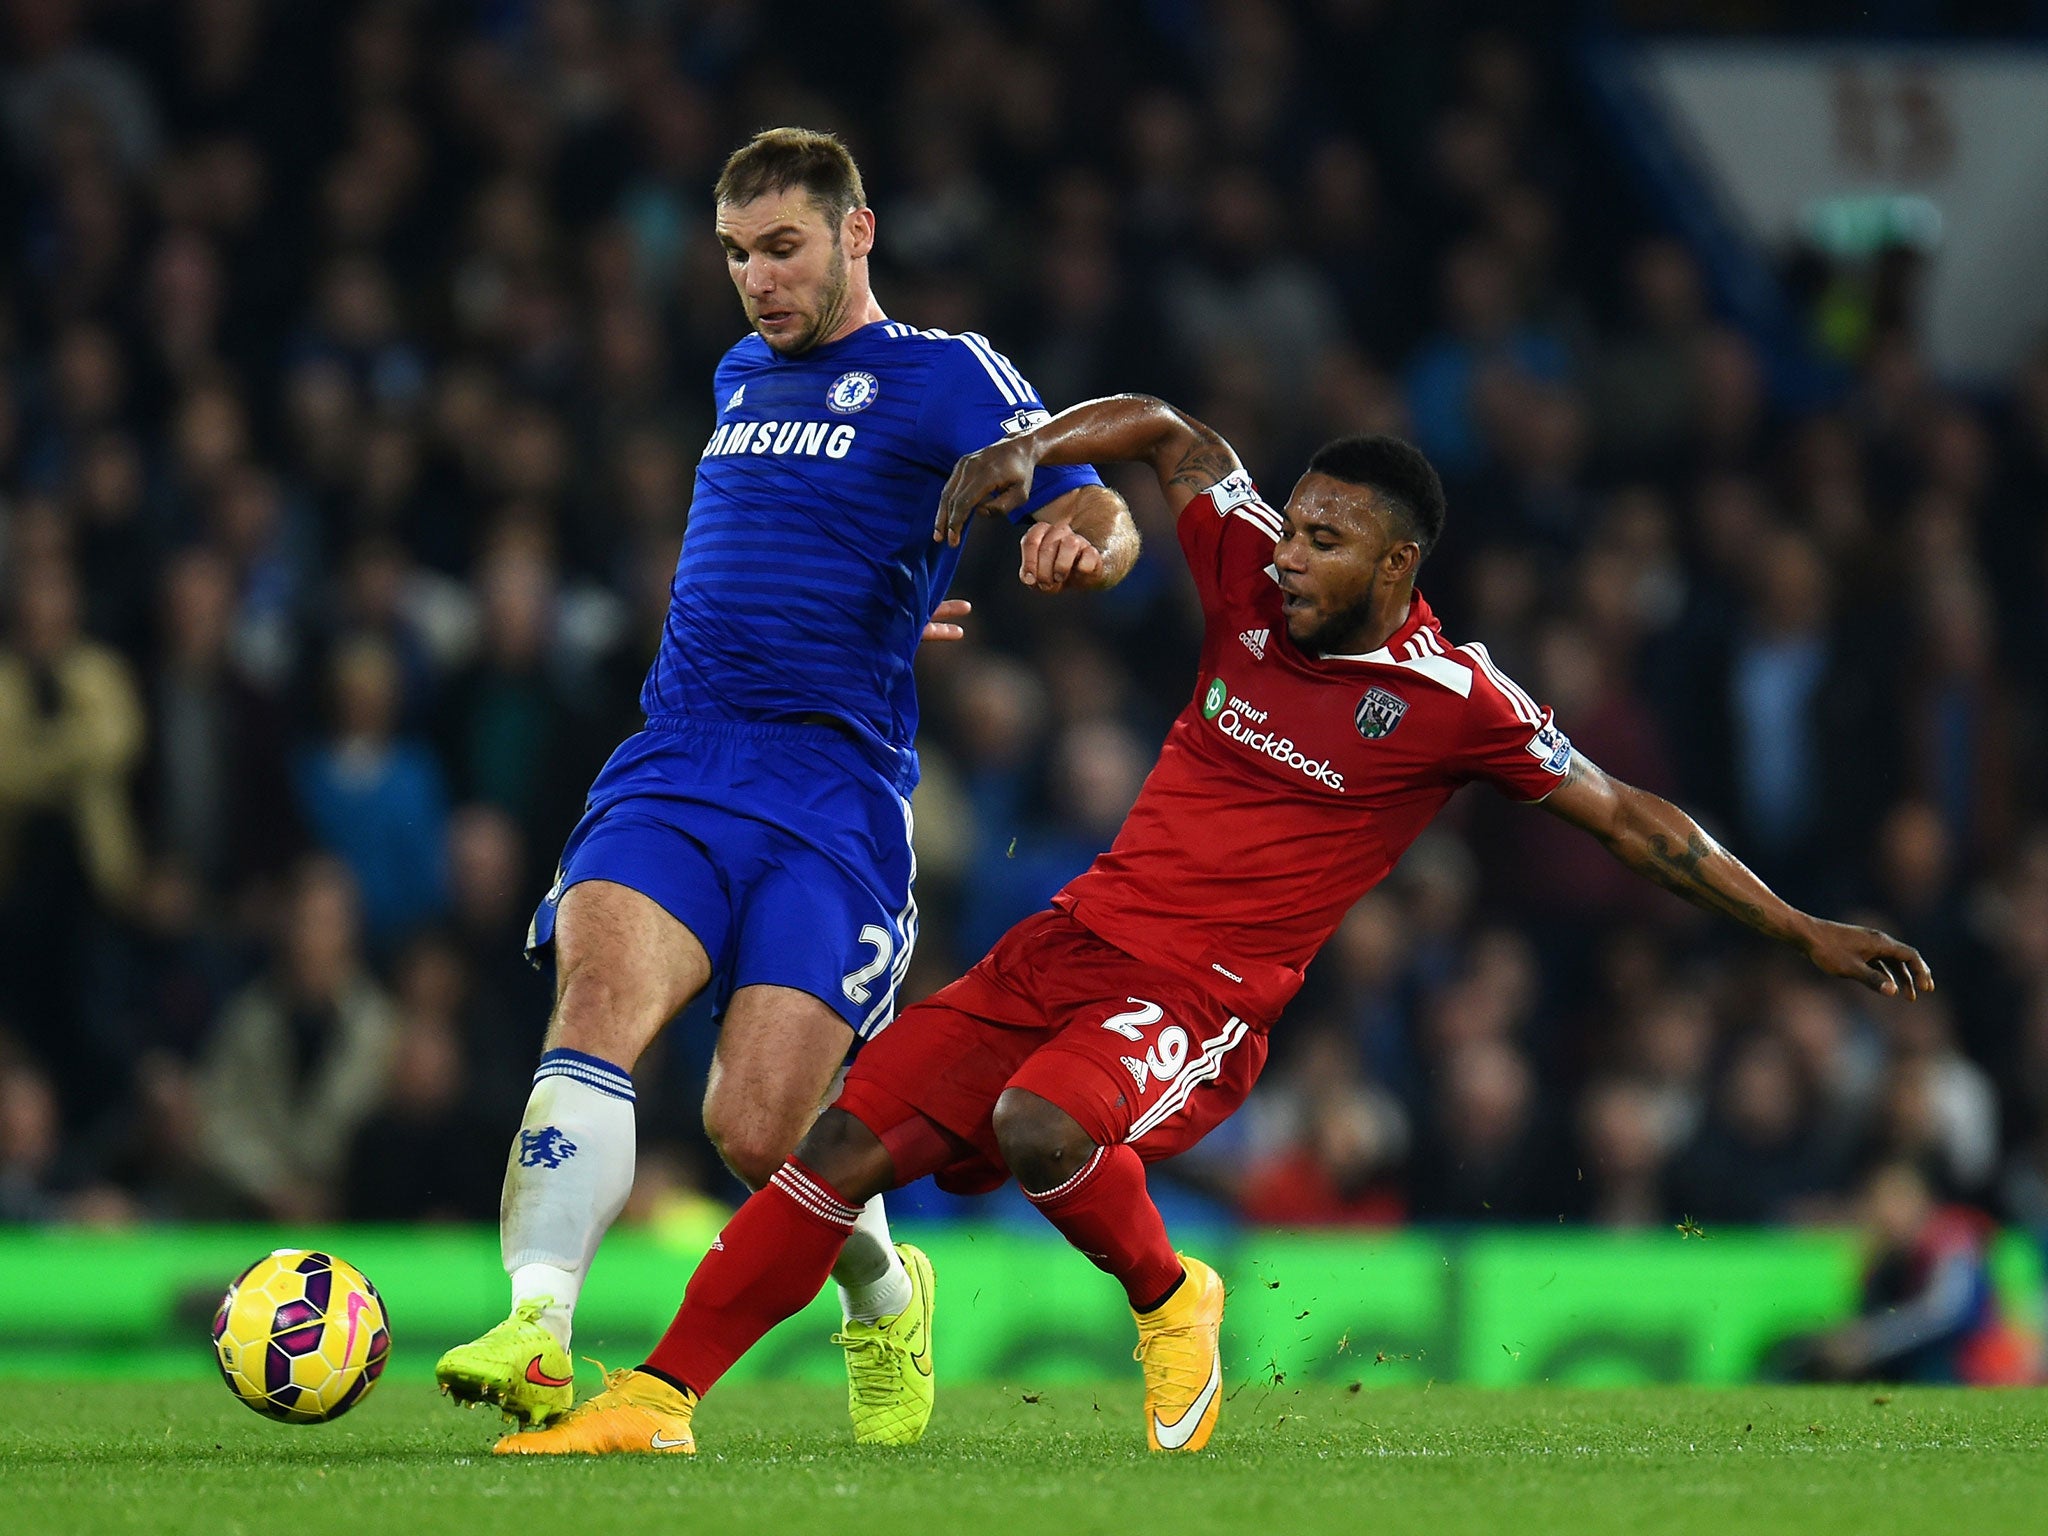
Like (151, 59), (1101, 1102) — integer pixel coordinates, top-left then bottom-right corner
(265, 1341), (294, 1393)
(330, 1372), (372, 1418)
(302, 1266), (332, 1312)
(274, 1324), (325, 1356)
(272, 1298), (320, 1333)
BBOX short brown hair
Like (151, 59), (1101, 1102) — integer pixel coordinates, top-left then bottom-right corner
(713, 127), (867, 228)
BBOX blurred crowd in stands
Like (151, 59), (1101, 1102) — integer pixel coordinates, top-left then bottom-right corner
(1, 1), (2046, 1265)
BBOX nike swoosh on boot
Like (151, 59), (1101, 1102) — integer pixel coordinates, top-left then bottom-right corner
(525, 1355), (574, 1388)
(1151, 1353), (1222, 1450)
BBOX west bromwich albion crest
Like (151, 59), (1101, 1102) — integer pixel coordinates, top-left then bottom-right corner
(1355, 686), (1408, 740)
(827, 371), (879, 413)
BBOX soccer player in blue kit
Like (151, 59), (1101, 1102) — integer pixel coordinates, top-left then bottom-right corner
(436, 128), (1138, 1445)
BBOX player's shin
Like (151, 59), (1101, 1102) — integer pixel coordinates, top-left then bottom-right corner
(831, 1196), (913, 1322)
(1025, 1142), (1185, 1310)
(500, 1049), (638, 1349)
(641, 1160), (859, 1396)
(1028, 1141), (1221, 1453)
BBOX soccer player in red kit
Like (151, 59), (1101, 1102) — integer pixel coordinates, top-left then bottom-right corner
(497, 396), (1932, 1457)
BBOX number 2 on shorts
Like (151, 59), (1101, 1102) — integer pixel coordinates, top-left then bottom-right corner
(841, 924), (894, 1005)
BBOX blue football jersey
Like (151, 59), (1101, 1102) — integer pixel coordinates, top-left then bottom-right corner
(643, 321), (1101, 791)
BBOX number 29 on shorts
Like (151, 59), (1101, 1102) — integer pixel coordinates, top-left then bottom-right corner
(1099, 998), (1189, 1089)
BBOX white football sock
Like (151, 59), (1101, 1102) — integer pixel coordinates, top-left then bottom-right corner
(509, 1263), (581, 1350)
(832, 1194), (912, 1322)
(501, 1048), (637, 1351)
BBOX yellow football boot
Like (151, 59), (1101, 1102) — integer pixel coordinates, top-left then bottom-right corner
(1132, 1255), (1224, 1453)
(492, 1367), (697, 1455)
(434, 1298), (574, 1427)
(833, 1242), (936, 1445)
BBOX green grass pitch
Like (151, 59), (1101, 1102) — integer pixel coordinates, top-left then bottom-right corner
(9, 1380), (2048, 1536)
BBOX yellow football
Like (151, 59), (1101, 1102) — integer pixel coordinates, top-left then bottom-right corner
(211, 1249), (391, 1423)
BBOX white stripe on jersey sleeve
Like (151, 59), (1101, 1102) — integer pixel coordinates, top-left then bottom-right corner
(954, 332), (1022, 404)
(1229, 503), (1285, 540)
(1489, 653), (1545, 720)
(1469, 646), (1539, 724)
(1463, 642), (1543, 725)
(964, 331), (1032, 399)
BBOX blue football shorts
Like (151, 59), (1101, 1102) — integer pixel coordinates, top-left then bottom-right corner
(526, 715), (917, 1038)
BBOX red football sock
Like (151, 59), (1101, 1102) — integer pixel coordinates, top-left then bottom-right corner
(642, 1161), (859, 1396)
(1025, 1143), (1185, 1310)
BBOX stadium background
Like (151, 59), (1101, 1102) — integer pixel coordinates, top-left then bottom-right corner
(2, 0), (2046, 1386)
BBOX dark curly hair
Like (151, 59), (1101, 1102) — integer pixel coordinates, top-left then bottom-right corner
(1306, 435), (1447, 558)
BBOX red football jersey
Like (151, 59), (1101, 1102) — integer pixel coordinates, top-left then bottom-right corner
(1054, 471), (1574, 1027)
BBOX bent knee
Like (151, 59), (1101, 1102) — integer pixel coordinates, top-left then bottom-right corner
(993, 1087), (1097, 1193)
(703, 1105), (806, 1190)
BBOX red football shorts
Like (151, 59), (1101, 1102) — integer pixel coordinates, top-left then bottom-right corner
(837, 909), (1269, 1194)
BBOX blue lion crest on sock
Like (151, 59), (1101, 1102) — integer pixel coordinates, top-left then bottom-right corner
(518, 1126), (579, 1168)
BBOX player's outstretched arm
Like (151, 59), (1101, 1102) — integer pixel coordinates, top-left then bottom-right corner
(1540, 751), (1935, 1000)
(935, 394), (1243, 547)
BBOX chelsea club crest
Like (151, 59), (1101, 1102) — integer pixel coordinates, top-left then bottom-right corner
(827, 371), (879, 414)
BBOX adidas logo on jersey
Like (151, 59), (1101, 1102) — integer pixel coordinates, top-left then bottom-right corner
(724, 384), (745, 412)
(1239, 628), (1269, 660)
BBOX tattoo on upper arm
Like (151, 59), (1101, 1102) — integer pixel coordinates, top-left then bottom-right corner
(1165, 427), (1236, 494)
